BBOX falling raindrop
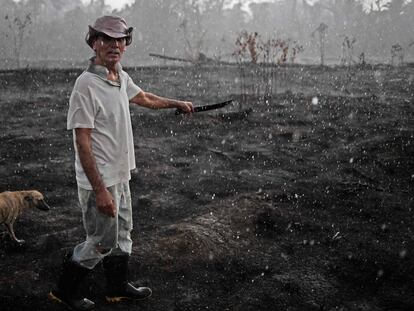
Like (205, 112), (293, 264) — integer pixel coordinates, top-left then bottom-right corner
(292, 130), (301, 142)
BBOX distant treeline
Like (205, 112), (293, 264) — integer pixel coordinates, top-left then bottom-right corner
(0, 0), (413, 68)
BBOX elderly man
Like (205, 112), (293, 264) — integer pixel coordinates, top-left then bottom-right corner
(48, 15), (193, 311)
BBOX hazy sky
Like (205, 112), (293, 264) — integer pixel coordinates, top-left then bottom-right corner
(92, 0), (394, 11)
(100, 0), (295, 10)
(93, 0), (264, 10)
(103, 0), (134, 10)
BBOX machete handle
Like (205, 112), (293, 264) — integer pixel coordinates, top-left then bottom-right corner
(175, 108), (186, 115)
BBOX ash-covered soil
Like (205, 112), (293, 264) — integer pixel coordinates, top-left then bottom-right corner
(0, 64), (413, 310)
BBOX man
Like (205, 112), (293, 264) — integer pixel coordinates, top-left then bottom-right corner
(49, 15), (193, 311)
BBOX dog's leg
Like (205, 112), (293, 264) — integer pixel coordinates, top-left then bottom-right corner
(5, 223), (25, 244)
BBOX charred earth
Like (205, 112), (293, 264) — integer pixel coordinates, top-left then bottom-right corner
(0, 64), (413, 310)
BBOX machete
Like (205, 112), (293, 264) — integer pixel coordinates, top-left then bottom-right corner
(175, 99), (234, 115)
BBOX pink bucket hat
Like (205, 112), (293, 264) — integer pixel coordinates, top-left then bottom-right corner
(85, 15), (133, 48)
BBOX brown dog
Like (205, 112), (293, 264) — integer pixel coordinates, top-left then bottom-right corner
(0, 190), (50, 244)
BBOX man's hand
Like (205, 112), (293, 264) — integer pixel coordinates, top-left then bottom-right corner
(176, 101), (194, 114)
(96, 188), (116, 217)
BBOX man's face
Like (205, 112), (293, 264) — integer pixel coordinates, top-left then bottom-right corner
(93, 33), (127, 66)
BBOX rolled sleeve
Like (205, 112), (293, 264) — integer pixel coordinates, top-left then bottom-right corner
(67, 90), (95, 130)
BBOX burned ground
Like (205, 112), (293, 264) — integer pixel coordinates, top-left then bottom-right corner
(0, 64), (413, 310)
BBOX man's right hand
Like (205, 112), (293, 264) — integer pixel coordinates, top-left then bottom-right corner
(96, 188), (116, 217)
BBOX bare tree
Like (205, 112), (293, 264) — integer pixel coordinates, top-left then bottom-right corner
(311, 22), (328, 66)
(178, 17), (207, 63)
(290, 41), (304, 64)
(391, 43), (404, 65)
(359, 52), (366, 66)
(234, 31), (259, 64)
(233, 31), (260, 110)
(340, 36), (356, 66)
(4, 13), (32, 68)
(176, 0), (228, 63)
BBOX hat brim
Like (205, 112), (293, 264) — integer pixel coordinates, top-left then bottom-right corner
(86, 25), (133, 48)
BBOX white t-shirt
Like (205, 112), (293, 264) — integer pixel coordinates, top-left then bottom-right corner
(67, 60), (141, 190)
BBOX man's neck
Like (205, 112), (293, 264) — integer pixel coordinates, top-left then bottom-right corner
(93, 58), (118, 74)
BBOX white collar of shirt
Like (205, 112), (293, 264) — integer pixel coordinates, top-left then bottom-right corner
(86, 57), (122, 87)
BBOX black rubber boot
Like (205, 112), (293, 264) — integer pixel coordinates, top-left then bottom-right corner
(103, 255), (152, 303)
(48, 254), (95, 311)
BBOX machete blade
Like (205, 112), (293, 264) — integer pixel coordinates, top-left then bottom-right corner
(175, 99), (234, 115)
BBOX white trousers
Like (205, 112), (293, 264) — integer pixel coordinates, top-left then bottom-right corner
(72, 182), (133, 269)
